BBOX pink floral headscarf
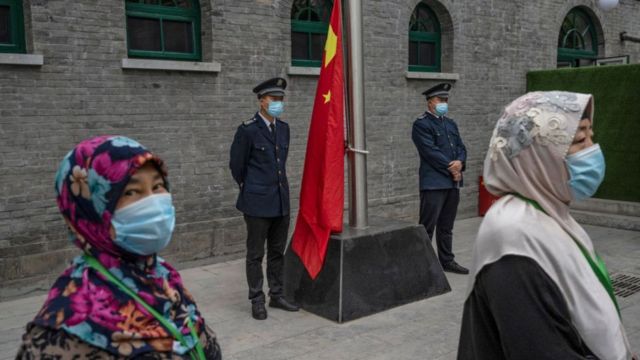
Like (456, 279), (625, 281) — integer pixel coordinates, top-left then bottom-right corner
(33, 136), (205, 357)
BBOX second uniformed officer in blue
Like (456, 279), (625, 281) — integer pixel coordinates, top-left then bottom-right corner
(229, 77), (299, 320)
(412, 83), (470, 275)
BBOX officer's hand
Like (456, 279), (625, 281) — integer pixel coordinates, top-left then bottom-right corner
(448, 160), (462, 173)
(452, 172), (461, 182)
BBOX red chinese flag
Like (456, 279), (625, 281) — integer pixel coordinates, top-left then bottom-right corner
(291, 0), (345, 279)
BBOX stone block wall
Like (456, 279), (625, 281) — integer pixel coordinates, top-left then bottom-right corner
(1, 0), (638, 299)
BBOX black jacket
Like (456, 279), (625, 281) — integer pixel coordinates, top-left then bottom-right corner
(229, 112), (290, 217)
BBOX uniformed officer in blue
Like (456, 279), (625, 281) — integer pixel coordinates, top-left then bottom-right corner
(412, 83), (469, 274)
(229, 77), (299, 320)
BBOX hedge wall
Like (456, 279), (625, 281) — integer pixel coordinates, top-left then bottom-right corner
(527, 64), (640, 203)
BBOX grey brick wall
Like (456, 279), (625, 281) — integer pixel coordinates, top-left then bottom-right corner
(1, 0), (639, 300)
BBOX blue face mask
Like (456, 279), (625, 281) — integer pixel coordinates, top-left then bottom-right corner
(566, 144), (605, 201)
(267, 101), (284, 117)
(112, 193), (175, 255)
(435, 103), (448, 117)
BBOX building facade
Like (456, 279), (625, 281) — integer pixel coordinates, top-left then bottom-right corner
(1, 0), (639, 299)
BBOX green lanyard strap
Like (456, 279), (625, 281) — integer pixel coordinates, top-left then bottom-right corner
(83, 255), (207, 360)
(512, 194), (620, 316)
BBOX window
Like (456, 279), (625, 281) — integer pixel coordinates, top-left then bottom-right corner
(409, 2), (440, 72)
(125, 0), (201, 61)
(557, 8), (598, 68)
(0, 0), (25, 53)
(291, 0), (332, 67)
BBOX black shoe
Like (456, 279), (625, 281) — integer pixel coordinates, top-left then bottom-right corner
(442, 261), (469, 274)
(252, 302), (267, 320)
(268, 297), (300, 312)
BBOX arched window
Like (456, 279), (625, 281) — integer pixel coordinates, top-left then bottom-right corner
(557, 8), (598, 68)
(125, 0), (201, 61)
(0, 0), (26, 53)
(409, 2), (440, 72)
(291, 0), (332, 67)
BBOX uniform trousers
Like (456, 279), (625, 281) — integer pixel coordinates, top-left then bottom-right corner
(419, 188), (459, 265)
(243, 214), (290, 303)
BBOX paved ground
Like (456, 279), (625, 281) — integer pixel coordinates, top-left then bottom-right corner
(1, 217), (639, 359)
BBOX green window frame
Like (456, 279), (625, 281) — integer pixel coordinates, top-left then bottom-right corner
(409, 2), (440, 72)
(0, 0), (26, 54)
(125, 0), (201, 61)
(291, 0), (332, 68)
(557, 8), (598, 68)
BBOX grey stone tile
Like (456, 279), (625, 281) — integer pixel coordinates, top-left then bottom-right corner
(1, 218), (638, 359)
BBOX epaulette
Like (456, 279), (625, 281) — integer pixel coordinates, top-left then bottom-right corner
(417, 112), (428, 120)
(243, 118), (257, 126)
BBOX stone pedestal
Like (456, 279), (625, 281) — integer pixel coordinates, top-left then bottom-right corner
(284, 217), (451, 323)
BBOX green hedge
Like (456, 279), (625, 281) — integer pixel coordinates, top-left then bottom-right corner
(527, 64), (640, 203)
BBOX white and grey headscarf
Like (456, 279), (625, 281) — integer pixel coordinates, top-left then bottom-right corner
(469, 91), (633, 359)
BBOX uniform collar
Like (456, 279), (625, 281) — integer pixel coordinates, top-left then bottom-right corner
(257, 111), (276, 129)
(425, 110), (443, 120)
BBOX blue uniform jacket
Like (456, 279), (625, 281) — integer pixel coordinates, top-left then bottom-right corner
(412, 111), (467, 190)
(229, 112), (290, 218)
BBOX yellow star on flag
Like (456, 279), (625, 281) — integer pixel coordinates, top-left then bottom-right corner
(324, 25), (337, 68)
(323, 90), (331, 104)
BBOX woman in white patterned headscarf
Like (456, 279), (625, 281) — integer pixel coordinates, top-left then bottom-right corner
(457, 92), (635, 360)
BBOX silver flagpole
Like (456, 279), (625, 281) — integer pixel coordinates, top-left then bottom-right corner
(343, 0), (368, 229)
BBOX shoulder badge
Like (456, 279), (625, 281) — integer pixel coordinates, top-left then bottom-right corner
(243, 118), (257, 126)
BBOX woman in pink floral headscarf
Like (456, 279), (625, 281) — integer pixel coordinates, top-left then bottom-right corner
(16, 136), (221, 359)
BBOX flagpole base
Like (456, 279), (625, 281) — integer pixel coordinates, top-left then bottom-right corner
(283, 217), (451, 323)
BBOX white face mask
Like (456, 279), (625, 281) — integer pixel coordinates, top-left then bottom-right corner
(111, 193), (175, 255)
(435, 103), (448, 116)
(565, 144), (606, 201)
(267, 100), (284, 117)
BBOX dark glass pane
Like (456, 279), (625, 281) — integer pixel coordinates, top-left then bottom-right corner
(163, 20), (193, 53)
(160, 0), (191, 7)
(291, 0), (331, 21)
(316, 0), (333, 22)
(314, 0), (331, 22)
(417, 7), (435, 31)
(291, 0), (307, 20)
(575, 32), (585, 49)
(582, 28), (593, 50)
(418, 42), (436, 66)
(408, 41), (418, 65)
(557, 60), (573, 68)
(310, 33), (326, 61)
(559, 9), (596, 51)
(566, 31), (576, 48)
(574, 14), (587, 33)
(143, 0), (160, 4)
(411, 4), (436, 32)
(291, 32), (309, 59)
(127, 17), (162, 51)
(308, 9), (320, 21)
(0, 6), (10, 44)
(176, 0), (191, 8)
(419, 19), (435, 32)
(578, 58), (594, 67)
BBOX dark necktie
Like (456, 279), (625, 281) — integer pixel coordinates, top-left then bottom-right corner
(269, 123), (276, 139)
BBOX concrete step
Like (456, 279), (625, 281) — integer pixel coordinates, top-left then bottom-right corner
(571, 198), (640, 217)
(571, 209), (640, 231)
